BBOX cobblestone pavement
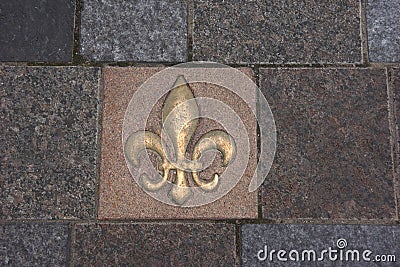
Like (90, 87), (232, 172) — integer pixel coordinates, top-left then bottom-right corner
(1, 0), (399, 266)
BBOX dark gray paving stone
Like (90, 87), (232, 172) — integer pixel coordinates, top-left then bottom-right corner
(367, 0), (400, 62)
(0, 223), (69, 267)
(241, 224), (399, 267)
(260, 68), (395, 219)
(193, 0), (361, 64)
(71, 223), (236, 266)
(0, 67), (100, 219)
(0, 0), (75, 62)
(80, 0), (187, 62)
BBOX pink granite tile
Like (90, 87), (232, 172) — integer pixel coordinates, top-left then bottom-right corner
(99, 67), (257, 219)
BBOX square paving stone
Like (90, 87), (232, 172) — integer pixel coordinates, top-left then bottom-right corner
(99, 67), (257, 219)
(80, 0), (188, 62)
(0, 0), (75, 62)
(367, 0), (400, 62)
(0, 223), (69, 267)
(260, 68), (396, 220)
(241, 224), (399, 267)
(71, 223), (236, 266)
(193, 0), (362, 64)
(0, 67), (100, 219)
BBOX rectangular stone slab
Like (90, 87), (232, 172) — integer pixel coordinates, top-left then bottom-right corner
(0, 67), (100, 219)
(0, 223), (69, 266)
(99, 67), (257, 219)
(0, 0), (75, 62)
(79, 0), (188, 62)
(260, 68), (396, 219)
(71, 223), (236, 266)
(241, 224), (399, 267)
(367, 0), (400, 62)
(193, 0), (362, 64)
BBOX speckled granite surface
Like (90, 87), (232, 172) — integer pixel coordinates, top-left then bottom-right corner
(79, 0), (188, 62)
(260, 68), (395, 220)
(242, 224), (400, 267)
(0, 67), (100, 219)
(0, 1), (399, 266)
(193, 0), (361, 64)
(71, 223), (236, 266)
(367, 0), (400, 62)
(0, 223), (69, 267)
(0, 0), (75, 62)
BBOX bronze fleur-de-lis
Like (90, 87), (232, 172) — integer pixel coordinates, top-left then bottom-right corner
(124, 76), (236, 205)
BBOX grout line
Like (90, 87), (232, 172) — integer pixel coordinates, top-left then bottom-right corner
(66, 223), (73, 267)
(187, 0), (194, 62)
(387, 67), (400, 220)
(235, 223), (242, 267)
(0, 217), (397, 225)
(393, 67), (400, 221)
(0, 62), (32, 66)
(72, 0), (87, 65)
(240, 218), (400, 225)
(72, 0), (80, 63)
(257, 140), (263, 220)
(385, 67), (399, 220)
(104, 62), (174, 68)
(360, 0), (369, 65)
(104, 62), (181, 67)
(4, 61), (400, 68)
(68, 223), (76, 267)
(94, 67), (105, 222)
(253, 67), (264, 221)
(0, 218), (249, 224)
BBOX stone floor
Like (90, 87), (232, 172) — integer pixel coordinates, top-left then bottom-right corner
(0, 0), (399, 266)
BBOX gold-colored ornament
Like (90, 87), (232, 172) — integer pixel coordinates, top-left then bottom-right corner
(124, 76), (235, 205)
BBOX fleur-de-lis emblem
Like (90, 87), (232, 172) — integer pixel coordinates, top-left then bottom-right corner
(124, 76), (236, 205)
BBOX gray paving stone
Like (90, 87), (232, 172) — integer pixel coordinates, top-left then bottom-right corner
(80, 0), (188, 62)
(0, 67), (100, 219)
(260, 68), (395, 219)
(241, 224), (399, 267)
(367, 0), (400, 62)
(193, 0), (362, 64)
(0, 0), (75, 62)
(0, 223), (69, 267)
(71, 223), (236, 266)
